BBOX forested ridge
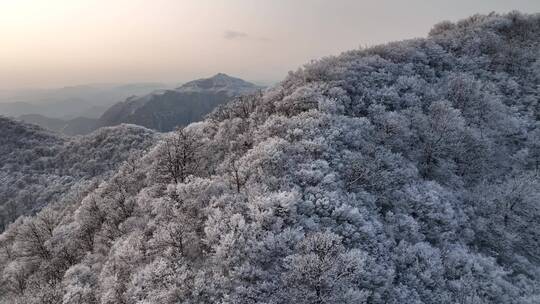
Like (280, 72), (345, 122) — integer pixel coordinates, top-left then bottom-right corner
(1, 12), (540, 303)
(98, 73), (261, 132)
(0, 117), (157, 230)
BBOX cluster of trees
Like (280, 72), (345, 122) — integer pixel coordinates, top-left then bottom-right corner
(0, 118), (157, 230)
(1, 11), (540, 303)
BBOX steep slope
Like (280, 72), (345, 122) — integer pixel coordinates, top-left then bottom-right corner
(99, 74), (261, 131)
(1, 12), (540, 304)
(0, 117), (158, 230)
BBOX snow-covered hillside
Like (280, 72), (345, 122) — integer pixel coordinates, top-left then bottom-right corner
(1, 12), (539, 304)
(0, 117), (157, 230)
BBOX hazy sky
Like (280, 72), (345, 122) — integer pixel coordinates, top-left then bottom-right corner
(1, 0), (539, 89)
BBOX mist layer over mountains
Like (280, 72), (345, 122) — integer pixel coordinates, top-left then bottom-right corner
(0, 83), (171, 119)
(4, 74), (260, 135)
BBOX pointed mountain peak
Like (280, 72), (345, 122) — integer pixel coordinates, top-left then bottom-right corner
(212, 72), (232, 78)
(176, 73), (260, 96)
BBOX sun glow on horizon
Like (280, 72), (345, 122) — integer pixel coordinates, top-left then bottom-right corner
(1, 0), (539, 89)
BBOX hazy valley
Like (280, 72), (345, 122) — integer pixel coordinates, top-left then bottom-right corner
(3, 74), (260, 135)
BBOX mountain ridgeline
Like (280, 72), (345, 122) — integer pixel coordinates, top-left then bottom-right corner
(0, 83), (169, 119)
(1, 12), (540, 304)
(15, 74), (260, 135)
(0, 117), (157, 230)
(99, 73), (261, 132)
(17, 114), (101, 136)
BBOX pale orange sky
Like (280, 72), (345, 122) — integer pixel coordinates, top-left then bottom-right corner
(1, 0), (539, 89)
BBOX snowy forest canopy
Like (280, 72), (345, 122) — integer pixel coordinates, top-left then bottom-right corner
(0, 118), (157, 230)
(1, 11), (540, 304)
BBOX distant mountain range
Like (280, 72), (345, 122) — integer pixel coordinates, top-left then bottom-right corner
(99, 73), (261, 132)
(15, 74), (261, 134)
(0, 83), (171, 119)
(17, 114), (100, 136)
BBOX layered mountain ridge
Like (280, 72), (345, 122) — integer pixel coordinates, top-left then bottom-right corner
(98, 73), (261, 132)
(17, 114), (100, 136)
(15, 74), (261, 135)
(0, 83), (169, 119)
